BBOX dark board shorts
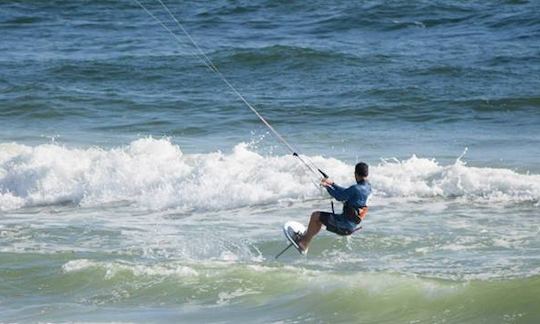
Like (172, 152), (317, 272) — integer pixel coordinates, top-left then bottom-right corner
(319, 211), (358, 236)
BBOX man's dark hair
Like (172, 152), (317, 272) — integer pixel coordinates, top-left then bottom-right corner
(355, 162), (369, 178)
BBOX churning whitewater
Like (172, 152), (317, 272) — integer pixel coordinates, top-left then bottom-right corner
(2, 138), (538, 211)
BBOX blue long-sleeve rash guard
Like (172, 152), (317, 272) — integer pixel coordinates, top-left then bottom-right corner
(326, 180), (372, 210)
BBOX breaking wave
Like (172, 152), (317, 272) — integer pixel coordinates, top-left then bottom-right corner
(1, 138), (538, 211)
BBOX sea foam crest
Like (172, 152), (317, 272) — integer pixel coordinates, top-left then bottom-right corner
(0, 138), (538, 211)
(62, 259), (199, 279)
(0, 138), (320, 211)
(373, 155), (540, 203)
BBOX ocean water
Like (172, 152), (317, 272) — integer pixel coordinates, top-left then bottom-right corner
(1, 0), (540, 322)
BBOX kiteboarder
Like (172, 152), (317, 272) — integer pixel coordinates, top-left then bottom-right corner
(297, 162), (372, 253)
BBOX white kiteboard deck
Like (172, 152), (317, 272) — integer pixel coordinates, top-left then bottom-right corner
(283, 221), (307, 254)
(275, 221), (308, 259)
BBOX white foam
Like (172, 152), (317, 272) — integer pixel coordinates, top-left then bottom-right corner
(62, 259), (199, 279)
(62, 259), (96, 272)
(1, 138), (539, 211)
(372, 155), (540, 204)
(217, 288), (258, 305)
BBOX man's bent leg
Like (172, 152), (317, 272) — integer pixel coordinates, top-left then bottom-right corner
(298, 211), (322, 250)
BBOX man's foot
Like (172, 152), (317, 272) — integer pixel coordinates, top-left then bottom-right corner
(293, 232), (308, 255)
(297, 241), (308, 255)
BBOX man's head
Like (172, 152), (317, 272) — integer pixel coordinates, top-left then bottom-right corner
(355, 162), (369, 181)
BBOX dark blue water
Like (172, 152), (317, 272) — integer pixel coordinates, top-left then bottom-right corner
(1, 1), (540, 322)
(2, 0), (540, 167)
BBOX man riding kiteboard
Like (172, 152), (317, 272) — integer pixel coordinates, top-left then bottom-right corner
(297, 162), (372, 254)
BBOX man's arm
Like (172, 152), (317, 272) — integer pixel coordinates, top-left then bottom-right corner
(321, 179), (353, 202)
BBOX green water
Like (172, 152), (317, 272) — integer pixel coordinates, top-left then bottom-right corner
(2, 252), (539, 323)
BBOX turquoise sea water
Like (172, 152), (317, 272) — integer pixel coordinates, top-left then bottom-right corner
(1, 1), (540, 322)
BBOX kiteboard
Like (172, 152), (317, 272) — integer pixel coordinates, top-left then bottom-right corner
(275, 221), (307, 259)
